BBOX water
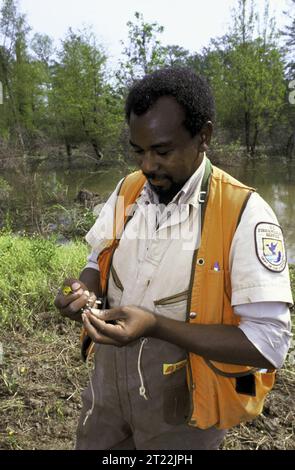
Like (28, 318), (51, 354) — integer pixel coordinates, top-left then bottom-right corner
(227, 162), (295, 263)
(1, 160), (295, 262)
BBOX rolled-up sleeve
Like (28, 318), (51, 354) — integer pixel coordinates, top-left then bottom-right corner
(85, 249), (100, 271)
(235, 301), (293, 369)
(230, 192), (293, 369)
(84, 178), (124, 270)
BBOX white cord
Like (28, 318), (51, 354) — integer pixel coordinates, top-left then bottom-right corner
(83, 358), (95, 427)
(137, 337), (148, 400)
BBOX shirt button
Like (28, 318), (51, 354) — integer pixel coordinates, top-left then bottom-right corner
(190, 312), (198, 319)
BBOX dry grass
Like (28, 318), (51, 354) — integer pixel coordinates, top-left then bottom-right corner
(0, 316), (294, 450)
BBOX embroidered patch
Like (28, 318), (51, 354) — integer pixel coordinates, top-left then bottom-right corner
(255, 222), (287, 272)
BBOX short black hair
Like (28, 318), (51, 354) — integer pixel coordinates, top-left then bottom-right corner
(125, 67), (215, 137)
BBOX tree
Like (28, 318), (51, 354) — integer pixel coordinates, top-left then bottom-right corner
(49, 28), (123, 161)
(204, 0), (286, 156)
(116, 12), (165, 91)
(280, 0), (295, 159)
(280, 0), (295, 78)
(0, 0), (30, 150)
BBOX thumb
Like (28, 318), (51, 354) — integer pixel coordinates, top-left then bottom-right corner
(90, 307), (125, 322)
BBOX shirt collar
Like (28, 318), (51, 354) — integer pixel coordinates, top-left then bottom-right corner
(138, 153), (207, 209)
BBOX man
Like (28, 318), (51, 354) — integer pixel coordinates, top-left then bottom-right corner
(55, 67), (293, 450)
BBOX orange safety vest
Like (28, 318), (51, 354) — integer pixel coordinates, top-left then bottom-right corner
(82, 159), (275, 429)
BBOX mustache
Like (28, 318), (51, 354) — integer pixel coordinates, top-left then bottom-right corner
(143, 172), (170, 181)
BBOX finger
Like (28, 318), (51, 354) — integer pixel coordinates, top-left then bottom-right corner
(90, 307), (124, 322)
(82, 314), (122, 346)
(55, 288), (85, 309)
(86, 312), (130, 344)
(63, 278), (87, 292)
(59, 292), (91, 318)
(88, 293), (99, 309)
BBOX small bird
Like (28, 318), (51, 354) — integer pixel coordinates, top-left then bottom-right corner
(266, 242), (278, 255)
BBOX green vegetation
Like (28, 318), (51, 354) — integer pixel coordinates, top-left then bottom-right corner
(0, 0), (294, 161)
(0, 237), (294, 450)
(290, 265), (295, 298)
(0, 176), (12, 199)
(0, 233), (88, 329)
(0, 232), (294, 333)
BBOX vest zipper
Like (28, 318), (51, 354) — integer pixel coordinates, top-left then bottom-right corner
(185, 354), (196, 425)
(185, 247), (199, 424)
(184, 159), (212, 424)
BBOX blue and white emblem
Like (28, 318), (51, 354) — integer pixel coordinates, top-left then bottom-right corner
(255, 223), (286, 272)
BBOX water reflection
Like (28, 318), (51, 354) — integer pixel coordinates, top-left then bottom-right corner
(226, 163), (295, 263)
(1, 161), (295, 262)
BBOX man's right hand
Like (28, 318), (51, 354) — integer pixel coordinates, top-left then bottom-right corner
(54, 278), (96, 323)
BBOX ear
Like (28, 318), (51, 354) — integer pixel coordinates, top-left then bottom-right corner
(198, 121), (213, 152)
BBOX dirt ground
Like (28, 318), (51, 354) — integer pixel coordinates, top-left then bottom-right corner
(0, 317), (294, 451)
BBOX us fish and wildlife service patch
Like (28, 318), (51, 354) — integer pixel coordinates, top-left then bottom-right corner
(255, 222), (287, 272)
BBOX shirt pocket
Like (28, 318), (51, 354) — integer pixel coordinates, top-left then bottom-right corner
(154, 290), (189, 320)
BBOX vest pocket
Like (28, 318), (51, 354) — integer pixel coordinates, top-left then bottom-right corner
(154, 290), (189, 320)
(200, 270), (224, 324)
(154, 290), (189, 306)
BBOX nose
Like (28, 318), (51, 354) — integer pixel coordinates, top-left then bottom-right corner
(139, 151), (159, 175)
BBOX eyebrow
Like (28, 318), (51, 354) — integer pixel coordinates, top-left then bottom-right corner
(129, 140), (173, 149)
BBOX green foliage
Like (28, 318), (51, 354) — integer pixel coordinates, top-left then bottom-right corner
(280, 0), (295, 78)
(0, 2), (293, 159)
(0, 234), (89, 329)
(204, 0), (286, 156)
(289, 265), (295, 303)
(0, 176), (12, 200)
(49, 27), (123, 158)
(116, 11), (165, 90)
(41, 204), (97, 238)
(0, 0), (53, 150)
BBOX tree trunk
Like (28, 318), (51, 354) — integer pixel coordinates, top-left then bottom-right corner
(90, 139), (103, 160)
(66, 142), (72, 157)
(0, 50), (25, 152)
(79, 107), (103, 164)
(250, 122), (259, 157)
(244, 111), (251, 154)
(286, 131), (295, 160)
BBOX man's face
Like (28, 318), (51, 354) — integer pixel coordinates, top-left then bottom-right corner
(129, 96), (211, 202)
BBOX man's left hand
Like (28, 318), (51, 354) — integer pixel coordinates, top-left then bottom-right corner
(82, 306), (157, 346)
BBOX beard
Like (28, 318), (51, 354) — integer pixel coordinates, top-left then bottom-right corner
(146, 175), (185, 204)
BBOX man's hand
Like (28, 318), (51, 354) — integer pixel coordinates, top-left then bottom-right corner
(54, 278), (96, 323)
(81, 306), (157, 346)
